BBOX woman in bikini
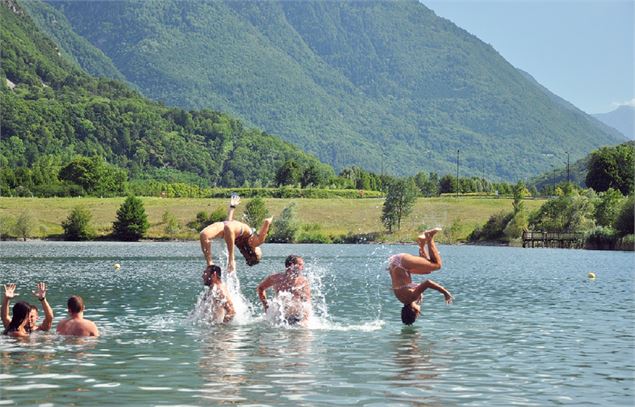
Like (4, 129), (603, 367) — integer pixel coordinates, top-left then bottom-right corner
(199, 195), (273, 272)
(388, 228), (453, 325)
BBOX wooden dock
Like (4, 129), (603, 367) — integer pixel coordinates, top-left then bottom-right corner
(522, 230), (584, 249)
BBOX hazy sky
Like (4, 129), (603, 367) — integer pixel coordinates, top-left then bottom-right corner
(423, 0), (634, 114)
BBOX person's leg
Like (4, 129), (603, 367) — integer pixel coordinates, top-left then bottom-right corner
(200, 232), (213, 267)
(402, 229), (442, 274)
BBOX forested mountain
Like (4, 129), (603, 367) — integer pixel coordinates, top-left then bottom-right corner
(27, 0), (625, 180)
(0, 0), (333, 194)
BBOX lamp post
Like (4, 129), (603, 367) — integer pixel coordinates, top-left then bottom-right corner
(456, 149), (460, 198)
(565, 151), (570, 184)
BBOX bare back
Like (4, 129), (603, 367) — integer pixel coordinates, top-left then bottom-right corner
(57, 317), (99, 337)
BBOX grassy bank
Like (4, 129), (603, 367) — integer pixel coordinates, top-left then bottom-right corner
(0, 196), (545, 243)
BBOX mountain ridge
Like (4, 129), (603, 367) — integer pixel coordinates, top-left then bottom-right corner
(24, 0), (628, 180)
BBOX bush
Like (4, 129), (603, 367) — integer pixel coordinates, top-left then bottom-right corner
(13, 211), (34, 241)
(614, 195), (634, 236)
(162, 210), (180, 238)
(584, 226), (618, 250)
(112, 196), (149, 241)
(296, 224), (332, 243)
(243, 197), (269, 227)
(62, 206), (94, 241)
(268, 203), (299, 243)
(470, 211), (513, 241)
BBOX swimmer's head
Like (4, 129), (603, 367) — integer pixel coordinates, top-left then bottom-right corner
(28, 305), (39, 331)
(285, 255), (304, 273)
(203, 265), (221, 286)
(401, 302), (421, 325)
(67, 296), (85, 314)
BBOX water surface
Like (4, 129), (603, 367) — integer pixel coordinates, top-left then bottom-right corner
(0, 242), (633, 405)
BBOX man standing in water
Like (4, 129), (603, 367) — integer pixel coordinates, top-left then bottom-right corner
(256, 255), (311, 326)
(389, 228), (453, 325)
(201, 265), (235, 324)
(56, 296), (100, 337)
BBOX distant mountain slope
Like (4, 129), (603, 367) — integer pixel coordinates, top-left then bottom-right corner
(41, 0), (626, 180)
(17, 0), (125, 81)
(0, 0), (332, 189)
(593, 106), (635, 140)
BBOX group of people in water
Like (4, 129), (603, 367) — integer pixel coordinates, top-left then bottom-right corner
(2, 194), (453, 337)
(2, 283), (99, 337)
(199, 195), (452, 326)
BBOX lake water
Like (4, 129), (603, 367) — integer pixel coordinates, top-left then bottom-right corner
(0, 241), (633, 406)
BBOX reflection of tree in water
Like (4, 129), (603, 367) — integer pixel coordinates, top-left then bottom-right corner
(198, 326), (249, 403)
(389, 328), (442, 401)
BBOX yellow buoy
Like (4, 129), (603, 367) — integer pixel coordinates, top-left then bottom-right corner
(588, 272), (596, 280)
(113, 263), (121, 271)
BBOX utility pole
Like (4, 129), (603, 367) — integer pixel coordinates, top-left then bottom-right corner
(566, 151), (570, 184)
(456, 149), (460, 198)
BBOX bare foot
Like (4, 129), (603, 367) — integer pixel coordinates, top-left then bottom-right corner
(418, 227), (442, 242)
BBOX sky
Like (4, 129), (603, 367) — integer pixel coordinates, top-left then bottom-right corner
(423, 0), (634, 114)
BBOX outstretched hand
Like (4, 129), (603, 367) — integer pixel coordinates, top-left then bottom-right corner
(32, 282), (47, 300)
(3, 283), (18, 299)
(444, 292), (453, 305)
(230, 194), (241, 208)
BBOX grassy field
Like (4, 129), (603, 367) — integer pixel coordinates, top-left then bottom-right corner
(0, 196), (545, 243)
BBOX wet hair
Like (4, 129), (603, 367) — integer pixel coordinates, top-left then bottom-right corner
(207, 265), (221, 279)
(401, 304), (418, 325)
(285, 255), (302, 268)
(67, 296), (85, 314)
(236, 235), (260, 266)
(3, 301), (31, 335)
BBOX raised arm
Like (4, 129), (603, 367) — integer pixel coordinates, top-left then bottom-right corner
(2, 283), (17, 328)
(256, 275), (277, 311)
(251, 217), (273, 247)
(226, 194), (240, 221)
(415, 279), (453, 304)
(33, 282), (53, 331)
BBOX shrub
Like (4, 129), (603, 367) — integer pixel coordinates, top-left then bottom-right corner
(614, 195), (634, 236)
(243, 197), (269, 227)
(470, 211), (513, 241)
(296, 223), (332, 243)
(585, 226), (618, 250)
(62, 206), (94, 241)
(13, 211), (34, 241)
(162, 210), (180, 238)
(268, 203), (299, 243)
(112, 196), (149, 241)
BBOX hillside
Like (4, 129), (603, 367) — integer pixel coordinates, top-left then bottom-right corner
(593, 106), (635, 140)
(32, 0), (626, 180)
(0, 0), (333, 193)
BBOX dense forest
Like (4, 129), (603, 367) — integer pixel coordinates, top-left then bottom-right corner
(0, 0), (335, 196)
(28, 0), (626, 180)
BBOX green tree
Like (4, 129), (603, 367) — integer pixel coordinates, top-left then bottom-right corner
(275, 160), (302, 186)
(382, 178), (418, 232)
(585, 143), (634, 195)
(269, 203), (299, 243)
(112, 196), (149, 241)
(529, 190), (595, 232)
(13, 211), (34, 241)
(61, 206), (94, 240)
(593, 188), (624, 227)
(614, 194), (634, 236)
(162, 210), (180, 238)
(243, 197), (269, 227)
(59, 156), (127, 196)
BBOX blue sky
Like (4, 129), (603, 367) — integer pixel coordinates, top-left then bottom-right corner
(423, 0), (634, 114)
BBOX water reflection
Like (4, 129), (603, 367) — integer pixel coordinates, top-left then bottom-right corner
(198, 326), (248, 403)
(390, 328), (439, 391)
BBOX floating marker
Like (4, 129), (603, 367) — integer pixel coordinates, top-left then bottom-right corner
(588, 272), (596, 280)
(113, 263), (121, 271)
